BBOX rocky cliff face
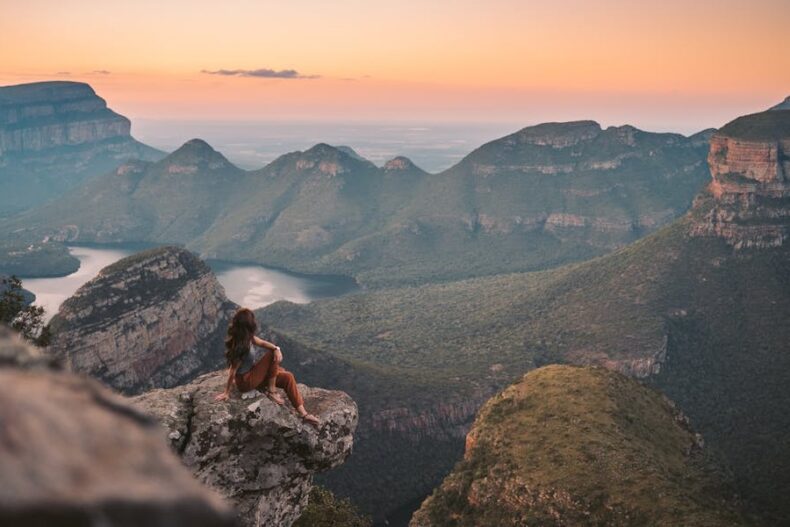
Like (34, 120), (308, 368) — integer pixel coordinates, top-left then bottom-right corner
(689, 110), (790, 248)
(0, 81), (131, 155)
(133, 370), (358, 527)
(0, 327), (235, 527)
(0, 81), (162, 214)
(49, 246), (236, 395)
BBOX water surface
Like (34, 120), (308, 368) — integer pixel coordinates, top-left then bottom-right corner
(22, 245), (357, 321)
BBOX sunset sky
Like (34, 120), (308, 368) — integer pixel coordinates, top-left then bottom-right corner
(1, 0), (789, 132)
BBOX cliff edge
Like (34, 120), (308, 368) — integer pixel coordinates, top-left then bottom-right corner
(133, 370), (358, 527)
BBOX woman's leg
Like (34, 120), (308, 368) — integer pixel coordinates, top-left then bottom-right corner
(274, 369), (319, 425)
(275, 369), (304, 408)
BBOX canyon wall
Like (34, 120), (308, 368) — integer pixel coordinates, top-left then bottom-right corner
(0, 81), (162, 214)
(689, 110), (790, 248)
(49, 246), (236, 395)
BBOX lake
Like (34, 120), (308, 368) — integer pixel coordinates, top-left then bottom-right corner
(21, 245), (358, 322)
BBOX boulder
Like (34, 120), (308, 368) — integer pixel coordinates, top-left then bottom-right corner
(133, 370), (358, 527)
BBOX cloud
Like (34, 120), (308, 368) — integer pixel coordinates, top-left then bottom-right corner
(91, 70), (111, 75)
(56, 71), (71, 75)
(201, 68), (319, 79)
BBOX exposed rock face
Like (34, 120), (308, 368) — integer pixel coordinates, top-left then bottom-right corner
(49, 246), (236, 395)
(0, 81), (130, 154)
(410, 366), (745, 527)
(133, 370), (358, 527)
(0, 81), (162, 213)
(689, 110), (790, 248)
(0, 327), (235, 527)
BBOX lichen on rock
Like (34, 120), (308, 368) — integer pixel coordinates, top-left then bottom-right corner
(133, 370), (358, 527)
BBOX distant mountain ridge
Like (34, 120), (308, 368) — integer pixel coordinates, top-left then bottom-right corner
(0, 81), (163, 215)
(1, 117), (711, 285)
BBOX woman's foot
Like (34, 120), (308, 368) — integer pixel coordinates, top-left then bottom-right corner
(300, 412), (320, 427)
(265, 388), (285, 405)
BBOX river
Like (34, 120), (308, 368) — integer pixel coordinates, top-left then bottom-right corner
(21, 245), (358, 322)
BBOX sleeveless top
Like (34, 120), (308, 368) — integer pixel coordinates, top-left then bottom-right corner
(236, 341), (266, 375)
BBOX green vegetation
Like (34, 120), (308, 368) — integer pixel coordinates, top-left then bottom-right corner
(412, 365), (746, 527)
(0, 276), (50, 346)
(0, 241), (79, 278)
(0, 121), (710, 287)
(718, 109), (790, 140)
(262, 216), (790, 523)
(294, 486), (372, 527)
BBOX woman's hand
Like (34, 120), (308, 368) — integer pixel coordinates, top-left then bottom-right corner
(274, 346), (283, 363)
(214, 391), (230, 402)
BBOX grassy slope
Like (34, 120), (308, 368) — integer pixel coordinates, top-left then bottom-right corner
(412, 365), (745, 527)
(262, 217), (790, 522)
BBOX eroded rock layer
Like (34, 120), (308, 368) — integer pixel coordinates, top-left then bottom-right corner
(49, 246), (236, 394)
(690, 110), (790, 248)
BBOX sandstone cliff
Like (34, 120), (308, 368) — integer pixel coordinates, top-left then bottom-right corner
(133, 370), (358, 527)
(689, 110), (790, 248)
(0, 81), (162, 213)
(0, 327), (235, 526)
(49, 246), (236, 395)
(410, 366), (745, 527)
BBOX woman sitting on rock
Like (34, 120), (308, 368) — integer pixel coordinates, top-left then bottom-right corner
(215, 307), (320, 426)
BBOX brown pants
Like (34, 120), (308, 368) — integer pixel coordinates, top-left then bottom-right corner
(235, 349), (304, 408)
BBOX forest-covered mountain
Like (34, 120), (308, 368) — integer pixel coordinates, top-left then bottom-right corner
(260, 109), (790, 523)
(1, 117), (711, 286)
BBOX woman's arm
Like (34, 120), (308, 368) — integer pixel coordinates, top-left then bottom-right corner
(253, 336), (282, 363)
(215, 362), (240, 401)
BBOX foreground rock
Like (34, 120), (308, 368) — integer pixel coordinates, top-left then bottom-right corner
(49, 246), (236, 395)
(0, 327), (234, 526)
(133, 370), (358, 527)
(411, 365), (745, 527)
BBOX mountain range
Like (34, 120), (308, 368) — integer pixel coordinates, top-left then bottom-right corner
(0, 107), (712, 287)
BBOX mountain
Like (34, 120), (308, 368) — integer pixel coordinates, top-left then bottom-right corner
(1, 121), (710, 285)
(769, 95), (790, 110)
(410, 365), (745, 527)
(0, 81), (163, 215)
(49, 246), (236, 395)
(0, 327), (235, 527)
(261, 109), (790, 522)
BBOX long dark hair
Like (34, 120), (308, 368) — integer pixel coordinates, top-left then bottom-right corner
(225, 308), (257, 367)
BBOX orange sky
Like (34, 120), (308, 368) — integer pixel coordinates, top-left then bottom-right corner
(1, 0), (788, 131)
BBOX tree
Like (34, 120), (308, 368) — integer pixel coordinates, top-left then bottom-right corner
(0, 276), (51, 346)
(294, 486), (372, 527)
